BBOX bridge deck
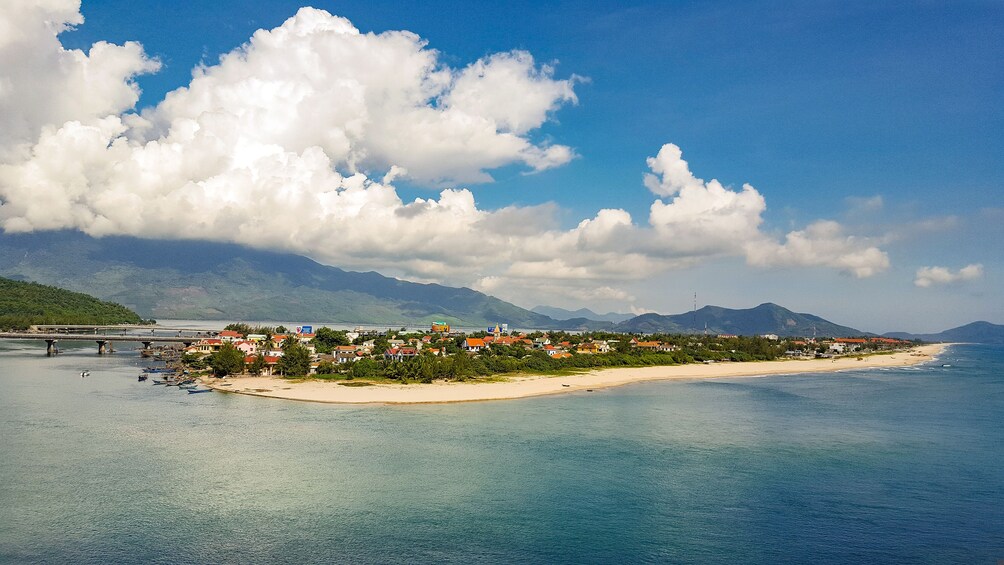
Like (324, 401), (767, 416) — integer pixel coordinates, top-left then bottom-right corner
(0, 332), (196, 343)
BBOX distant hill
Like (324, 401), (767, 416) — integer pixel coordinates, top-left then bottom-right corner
(531, 305), (633, 324)
(613, 303), (865, 337)
(884, 321), (1004, 344)
(0, 276), (142, 330)
(0, 231), (561, 327)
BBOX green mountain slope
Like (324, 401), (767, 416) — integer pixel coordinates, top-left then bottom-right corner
(0, 231), (559, 327)
(614, 303), (865, 337)
(0, 276), (142, 330)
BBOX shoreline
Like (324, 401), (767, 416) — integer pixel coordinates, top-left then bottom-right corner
(204, 343), (951, 405)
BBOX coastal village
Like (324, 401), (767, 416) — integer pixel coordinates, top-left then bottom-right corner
(178, 321), (918, 380)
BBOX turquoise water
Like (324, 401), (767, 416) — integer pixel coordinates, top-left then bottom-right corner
(1, 341), (1002, 563)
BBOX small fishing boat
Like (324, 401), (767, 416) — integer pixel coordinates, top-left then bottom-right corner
(187, 388), (213, 394)
(80, 370), (90, 378)
(138, 375), (148, 382)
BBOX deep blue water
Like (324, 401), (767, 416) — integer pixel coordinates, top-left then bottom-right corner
(1, 342), (1002, 564)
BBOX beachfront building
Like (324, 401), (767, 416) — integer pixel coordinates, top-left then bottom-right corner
(334, 345), (360, 364)
(384, 347), (419, 362)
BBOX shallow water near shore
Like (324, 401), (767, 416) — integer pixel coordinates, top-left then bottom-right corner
(1, 341), (1002, 563)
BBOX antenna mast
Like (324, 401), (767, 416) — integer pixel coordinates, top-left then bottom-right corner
(693, 292), (697, 332)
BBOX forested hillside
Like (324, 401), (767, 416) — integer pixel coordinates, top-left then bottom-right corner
(0, 277), (143, 330)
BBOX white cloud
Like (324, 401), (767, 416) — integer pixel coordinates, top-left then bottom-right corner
(914, 264), (984, 288)
(745, 220), (890, 278)
(0, 0), (159, 160)
(643, 143), (704, 196)
(0, 5), (892, 312)
(845, 195), (884, 214)
(127, 8), (577, 185)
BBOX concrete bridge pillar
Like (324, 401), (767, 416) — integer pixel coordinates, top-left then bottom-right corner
(97, 340), (111, 355)
(45, 339), (58, 356)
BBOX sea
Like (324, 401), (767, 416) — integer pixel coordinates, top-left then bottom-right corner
(0, 340), (1001, 564)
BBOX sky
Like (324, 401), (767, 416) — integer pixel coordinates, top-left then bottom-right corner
(0, 0), (1001, 333)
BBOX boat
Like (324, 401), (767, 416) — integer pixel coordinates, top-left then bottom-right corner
(142, 367), (175, 374)
(79, 370), (90, 378)
(138, 375), (148, 382)
(178, 383), (199, 390)
(187, 388), (213, 394)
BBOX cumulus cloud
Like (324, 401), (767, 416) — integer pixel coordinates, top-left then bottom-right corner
(745, 221), (890, 278)
(0, 4), (891, 311)
(914, 264), (984, 288)
(0, 0), (159, 161)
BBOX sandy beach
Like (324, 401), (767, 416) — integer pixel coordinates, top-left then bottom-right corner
(203, 343), (950, 405)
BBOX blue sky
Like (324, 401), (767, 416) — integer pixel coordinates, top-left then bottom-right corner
(3, 1), (1002, 331)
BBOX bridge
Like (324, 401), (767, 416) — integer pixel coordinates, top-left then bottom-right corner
(0, 332), (200, 356)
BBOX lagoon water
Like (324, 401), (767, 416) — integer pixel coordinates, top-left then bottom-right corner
(1, 341), (1002, 564)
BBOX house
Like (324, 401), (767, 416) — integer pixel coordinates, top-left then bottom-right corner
(234, 340), (257, 355)
(657, 342), (679, 352)
(551, 352), (572, 359)
(592, 340), (611, 353)
(384, 347), (419, 362)
(334, 345), (359, 364)
(219, 330), (242, 342)
(192, 338), (223, 354)
(463, 338), (486, 352)
(245, 355), (281, 376)
(634, 341), (661, 351)
(576, 342), (598, 354)
(543, 344), (564, 356)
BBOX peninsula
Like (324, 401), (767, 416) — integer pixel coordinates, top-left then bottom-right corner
(191, 327), (945, 404)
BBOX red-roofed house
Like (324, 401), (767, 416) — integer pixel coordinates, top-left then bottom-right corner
(463, 338), (486, 352)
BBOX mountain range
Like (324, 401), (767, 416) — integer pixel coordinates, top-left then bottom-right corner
(883, 322), (1004, 345)
(531, 305), (633, 324)
(0, 231), (557, 327)
(1, 231), (1000, 341)
(610, 303), (864, 337)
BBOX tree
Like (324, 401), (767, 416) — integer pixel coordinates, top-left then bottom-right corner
(278, 337), (311, 377)
(351, 358), (379, 380)
(448, 352), (472, 381)
(275, 325), (288, 334)
(312, 327), (349, 354)
(248, 354), (266, 376)
(209, 342), (245, 376)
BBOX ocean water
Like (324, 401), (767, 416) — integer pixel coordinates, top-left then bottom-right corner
(0, 341), (1001, 564)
